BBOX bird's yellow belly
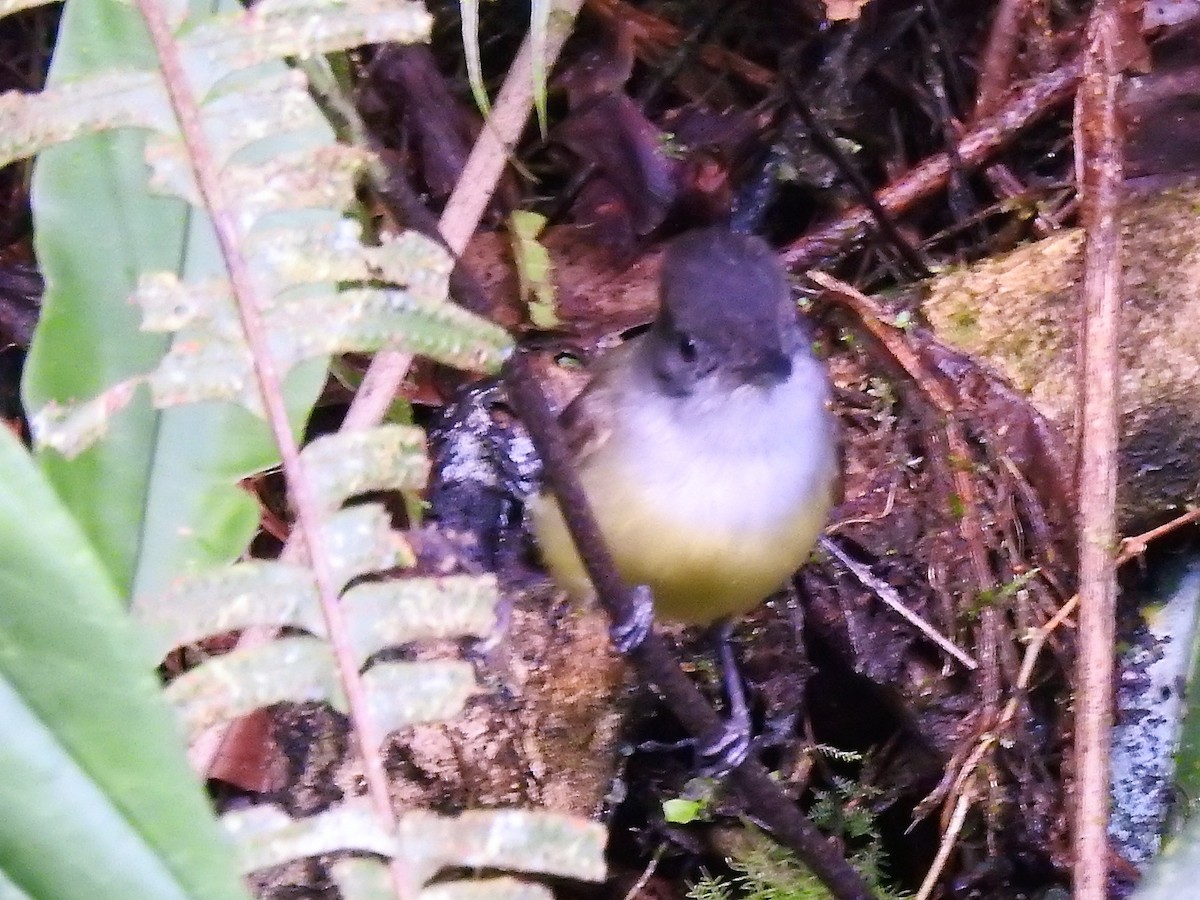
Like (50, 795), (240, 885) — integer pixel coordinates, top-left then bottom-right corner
(530, 453), (833, 624)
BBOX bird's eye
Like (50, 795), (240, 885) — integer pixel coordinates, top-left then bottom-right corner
(678, 333), (697, 362)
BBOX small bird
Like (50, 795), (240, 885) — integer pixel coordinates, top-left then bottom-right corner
(530, 227), (838, 627)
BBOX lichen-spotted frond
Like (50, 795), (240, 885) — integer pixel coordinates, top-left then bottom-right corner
(0, 70), (170, 169)
(330, 862), (555, 900)
(179, 0), (433, 97)
(362, 661), (479, 733)
(318, 503), (415, 588)
(300, 424), (430, 513)
(135, 561), (324, 661)
(191, 68), (327, 167)
(270, 286), (512, 373)
(164, 635), (343, 739)
(341, 575), (499, 661)
(224, 807), (606, 899)
(147, 141), (369, 226)
(147, 325), (258, 411)
(135, 272), (239, 334)
(247, 219), (381, 290)
(133, 278), (509, 417)
(398, 810), (608, 890)
(16, 0), (607, 894)
(223, 803), (394, 876)
(36, 228), (508, 449)
(254, 227), (456, 299)
(30, 380), (143, 459)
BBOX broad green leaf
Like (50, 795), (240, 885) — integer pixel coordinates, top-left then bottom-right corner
(0, 427), (248, 900)
(0, 868), (33, 900)
(22, 0), (331, 603)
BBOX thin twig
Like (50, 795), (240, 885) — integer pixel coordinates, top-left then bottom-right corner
(915, 778), (975, 900)
(915, 592), (1078, 896)
(133, 4), (411, 896)
(1117, 508), (1200, 565)
(784, 56), (1082, 270)
(782, 77), (929, 277)
(1072, 4), (1125, 896)
(972, 0), (1066, 238)
(504, 352), (876, 900)
(583, 0), (774, 90)
(819, 536), (977, 670)
(621, 843), (666, 900)
(812, 270), (1014, 860)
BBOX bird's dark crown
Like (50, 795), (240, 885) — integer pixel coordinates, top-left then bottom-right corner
(647, 228), (801, 395)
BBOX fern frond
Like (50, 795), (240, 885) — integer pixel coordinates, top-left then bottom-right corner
(3, 0), (605, 894)
(399, 810), (609, 888)
(166, 635), (341, 739)
(223, 803), (394, 874)
(341, 575), (498, 659)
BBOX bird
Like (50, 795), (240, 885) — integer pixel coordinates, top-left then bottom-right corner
(529, 226), (838, 629)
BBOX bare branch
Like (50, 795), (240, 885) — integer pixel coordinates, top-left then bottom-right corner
(1071, 3), (1126, 896)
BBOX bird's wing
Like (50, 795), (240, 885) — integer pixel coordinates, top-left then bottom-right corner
(558, 375), (616, 468)
(557, 340), (639, 468)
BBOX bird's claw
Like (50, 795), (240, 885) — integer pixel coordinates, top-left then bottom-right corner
(611, 584), (655, 653)
(695, 704), (752, 777)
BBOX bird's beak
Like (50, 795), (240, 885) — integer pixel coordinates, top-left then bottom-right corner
(736, 348), (793, 387)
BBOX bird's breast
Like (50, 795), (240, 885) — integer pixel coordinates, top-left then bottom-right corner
(532, 358), (837, 624)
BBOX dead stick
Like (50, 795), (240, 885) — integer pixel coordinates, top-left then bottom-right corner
(819, 536), (977, 670)
(583, 0), (774, 90)
(809, 271), (1001, 709)
(974, 0), (1028, 119)
(1117, 508), (1200, 565)
(1071, 5), (1125, 898)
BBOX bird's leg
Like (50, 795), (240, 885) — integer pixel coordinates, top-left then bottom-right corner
(696, 617), (752, 775)
(621, 608), (753, 775)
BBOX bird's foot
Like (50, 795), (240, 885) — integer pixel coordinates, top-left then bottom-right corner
(695, 717), (752, 777)
(611, 584), (655, 653)
(635, 709), (752, 776)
